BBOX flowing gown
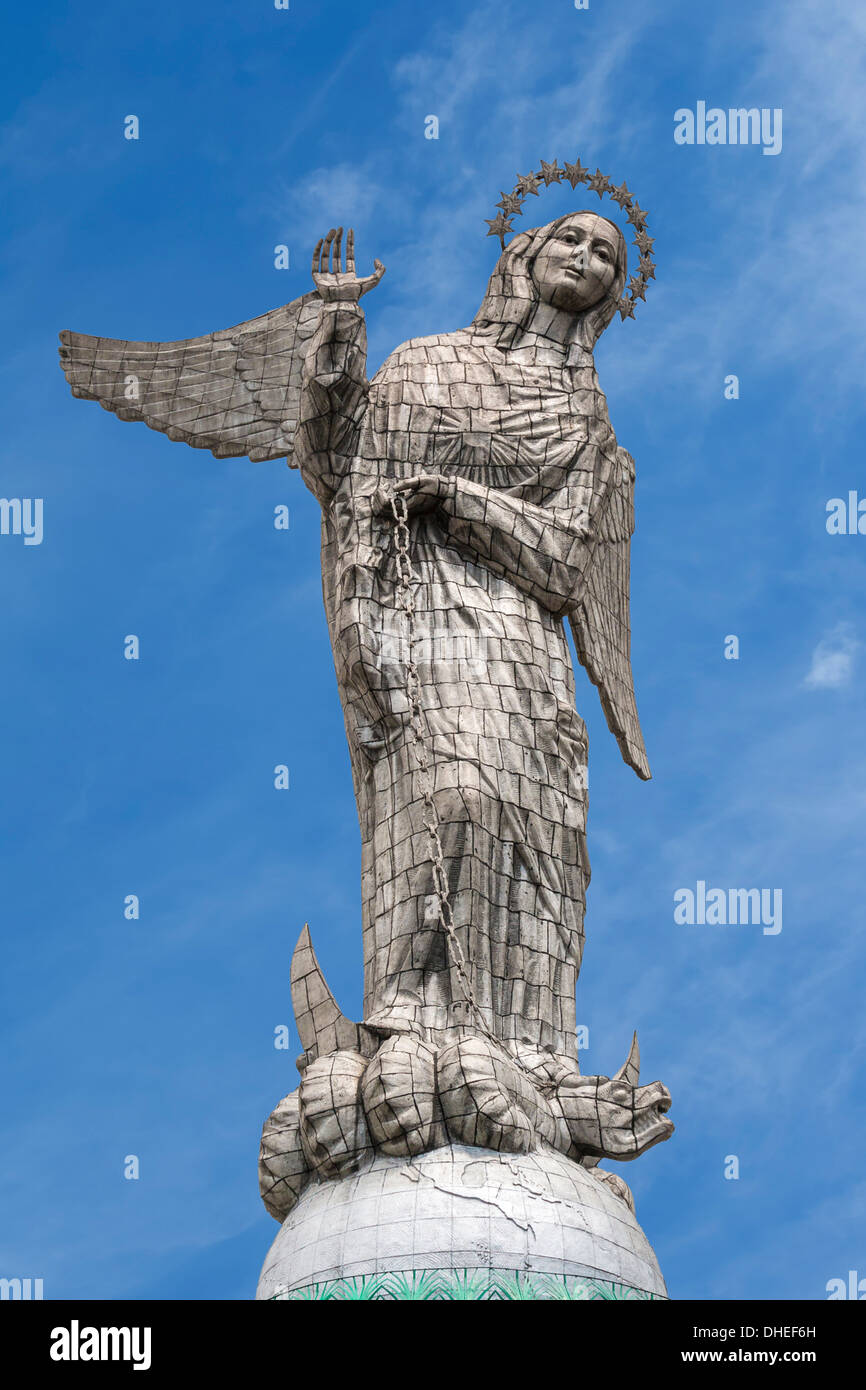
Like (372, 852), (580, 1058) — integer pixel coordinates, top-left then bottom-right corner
(296, 301), (621, 1057)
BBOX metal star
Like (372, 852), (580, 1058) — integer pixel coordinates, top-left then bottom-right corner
(515, 170), (542, 197)
(610, 181), (632, 208)
(628, 275), (647, 302)
(638, 255), (656, 280)
(496, 191), (524, 216)
(563, 159), (589, 188)
(619, 297), (636, 321)
(539, 159), (563, 186)
(630, 201), (647, 225)
(633, 231), (655, 255)
(485, 212), (514, 244)
(586, 168), (610, 199)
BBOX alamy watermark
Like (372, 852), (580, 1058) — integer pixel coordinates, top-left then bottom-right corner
(1, 1276), (43, 1299)
(826, 492), (866, 535)
(50, 1322), (151, 1370)
(0, 497), (43, 545)
(674, 881), (782, 935)
(826, 1270), (865, 1299)
(675, 103), (782, 156)
(374, 625), (496, 680)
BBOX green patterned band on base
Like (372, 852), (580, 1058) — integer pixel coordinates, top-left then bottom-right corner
(269, 1269), (665, 1301)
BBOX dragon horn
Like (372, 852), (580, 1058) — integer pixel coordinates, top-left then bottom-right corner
(613, 1031), (640, 1086)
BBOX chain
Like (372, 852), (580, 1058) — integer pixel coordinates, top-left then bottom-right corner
(388, 491), (550, 1087)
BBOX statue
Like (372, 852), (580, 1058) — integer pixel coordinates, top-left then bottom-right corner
(60, 157), (674, 1300)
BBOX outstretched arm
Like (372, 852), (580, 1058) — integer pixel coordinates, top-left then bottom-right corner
(296, 227), (385, 507)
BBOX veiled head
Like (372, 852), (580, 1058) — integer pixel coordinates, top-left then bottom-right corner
(473, 210), (628, 351)
(532, 213), (622, 313)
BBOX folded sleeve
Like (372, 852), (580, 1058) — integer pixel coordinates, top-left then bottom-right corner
(296, 302), (369, 506)
(442, 475), (594, 616)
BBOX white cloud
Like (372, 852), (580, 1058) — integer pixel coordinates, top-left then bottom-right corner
(804, 623), (859, 689)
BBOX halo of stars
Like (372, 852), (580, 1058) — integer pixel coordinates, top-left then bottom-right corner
(485, 157), (656, 322)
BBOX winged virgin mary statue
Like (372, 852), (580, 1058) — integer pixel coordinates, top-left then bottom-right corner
(60, 164), (672, 1202)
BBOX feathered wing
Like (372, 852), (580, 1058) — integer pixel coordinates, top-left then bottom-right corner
(570, 447), (651, 781)
(58, 291), (323, 464)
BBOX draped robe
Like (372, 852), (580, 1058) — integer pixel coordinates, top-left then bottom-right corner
(295, 302), (623, 1057)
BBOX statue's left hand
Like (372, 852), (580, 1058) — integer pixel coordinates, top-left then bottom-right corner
(373, 475), (456, 519)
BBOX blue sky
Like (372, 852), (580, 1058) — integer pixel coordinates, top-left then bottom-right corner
(1, 0), (864, 1300)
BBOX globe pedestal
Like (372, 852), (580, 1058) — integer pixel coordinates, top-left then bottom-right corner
(256, 1143), (667, 1301)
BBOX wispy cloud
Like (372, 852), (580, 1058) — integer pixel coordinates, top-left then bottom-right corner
(804, 622), (859, 689)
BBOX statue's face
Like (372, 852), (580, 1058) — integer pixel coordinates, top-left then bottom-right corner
(531, 212), (620, 314)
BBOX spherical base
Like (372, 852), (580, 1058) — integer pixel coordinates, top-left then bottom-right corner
(256, 1143), (667, 1300)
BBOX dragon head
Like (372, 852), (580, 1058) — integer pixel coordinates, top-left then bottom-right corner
(556, 1033), (674, 1161)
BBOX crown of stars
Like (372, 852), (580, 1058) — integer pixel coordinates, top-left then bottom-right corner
(483, 154), (655, 321)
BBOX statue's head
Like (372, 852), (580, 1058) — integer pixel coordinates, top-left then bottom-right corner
(531, 212), (623, 314)
(473, 210), (628, 352)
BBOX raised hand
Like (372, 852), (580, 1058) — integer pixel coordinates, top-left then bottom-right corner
(311, 227), (385, 303)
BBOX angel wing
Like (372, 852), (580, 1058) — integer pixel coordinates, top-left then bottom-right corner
(570, 447), (651, 781)
(58, 291), (323, 464)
